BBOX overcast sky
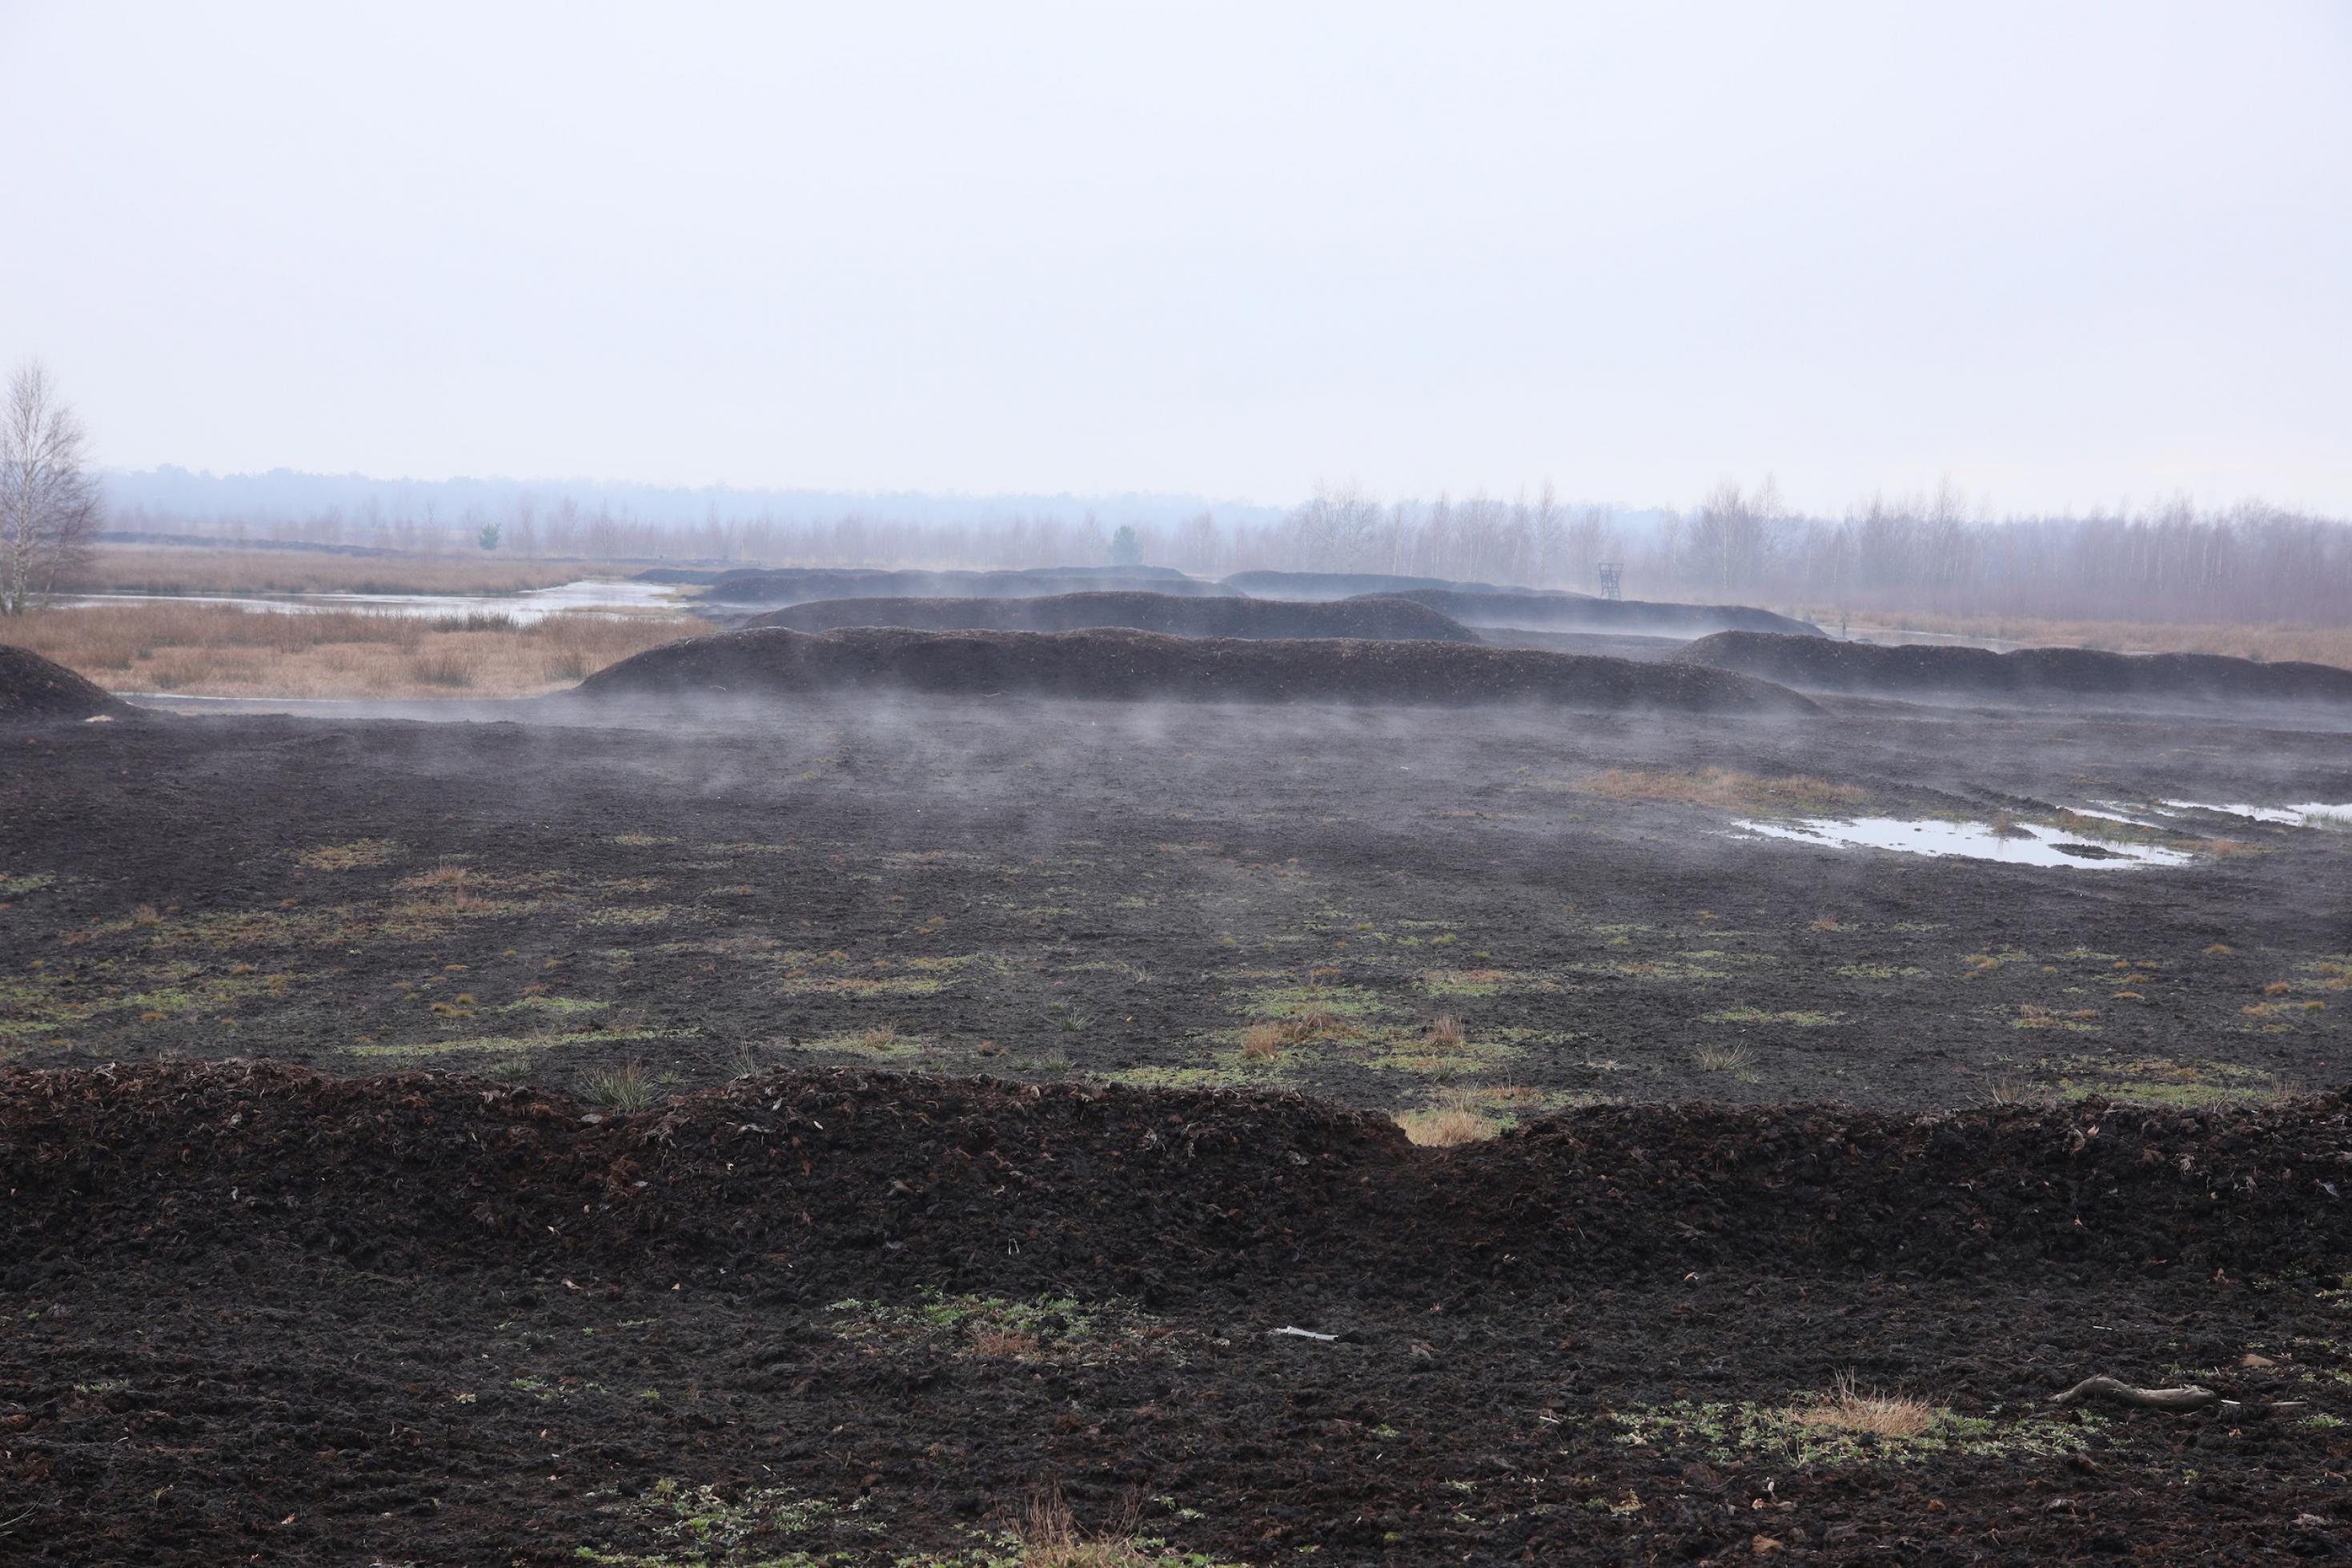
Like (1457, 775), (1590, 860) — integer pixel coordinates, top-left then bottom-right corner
(3, 1), (2347, 515)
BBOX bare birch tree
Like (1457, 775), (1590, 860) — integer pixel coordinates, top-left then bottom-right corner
(1, 361), (100, 615)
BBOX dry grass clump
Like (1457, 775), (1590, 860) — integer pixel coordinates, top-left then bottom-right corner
(1017, 1490), (1150, 1568)
(1790, 1372), (1937, 1439)
(58, 544), (586, 596)
(1237, 1023), (1287, 1060)
(1424, 1013), (1467, 1048)
(10, 600), (709, 700)
(1395, 1091), (1499, 1147)
(399, 864), (489, 908)
(969, 1325), (1042, 1359)
(1240, 1010), (1359, 1058)
(1693, 1043), (1755, 1075)
(295, 838), (401, 871)
(1579, 767), (1867, 815)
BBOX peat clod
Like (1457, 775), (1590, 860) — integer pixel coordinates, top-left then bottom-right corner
(741, 590), (1475, 642)
(4, 1064), (2346, 1301)
(566, 625), (1817, 712)
(1379, 589), (1825, 639)
(1676, 630), (2352, 704)
(1222, 569), (1587, 600)
(700, 565), (1223, 605)
(0, 644), (133, 724)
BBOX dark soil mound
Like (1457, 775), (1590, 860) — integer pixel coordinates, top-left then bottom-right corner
(703, 566), (1220, 605)
(630, 566), (728, 584)
(0, 644), (131, 724)
(1388, 589), (1824, 639)
(742, 591), (1475, 642)
(6, 1063), (2344, 1298)
(1677, 629), (2352, 704)
(568, 625), (1817, 712)
(1222, 569), (1585, 600)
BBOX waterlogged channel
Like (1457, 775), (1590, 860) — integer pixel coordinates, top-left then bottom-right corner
(1732, 815), (2196, 868)
(2157, 800), (2352, 828)
(60, 579), (685, 624)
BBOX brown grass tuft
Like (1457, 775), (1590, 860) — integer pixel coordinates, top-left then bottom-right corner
(1242, 1012), (1359, 1058)
(1424, 1013), (1467, 1048)
(1396, 1091), (1498, 1147)
(1238, 1023), (1288, 1060)
(1017, 1490), (1150, 1568)
(1791, 1372), (1937, 1439)
(399, 863), (490, 909)
(970, 1326), (1042, 1359)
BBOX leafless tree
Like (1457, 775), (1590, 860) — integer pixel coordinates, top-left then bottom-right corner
(1, 360), (100, 615)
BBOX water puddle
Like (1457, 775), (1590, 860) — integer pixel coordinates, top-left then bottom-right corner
(2157, 800), (2352, 828)
(2069, 803), (2165, 828)
(1732, 816), (2194, 868)
(59, 579), (684, 624)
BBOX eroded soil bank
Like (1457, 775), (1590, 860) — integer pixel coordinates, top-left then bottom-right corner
(2, 1063), (2348, 1563)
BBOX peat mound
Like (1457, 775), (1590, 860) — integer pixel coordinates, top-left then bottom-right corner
(1676, 629), (2352, 704)
(0, 644), (132, 724)
(701, 565), (1222, 605)
(630, 566), (729, 584)
(741, 590), (1475, 642)
(3, 1064), (2345, 1303)
(564, 625), (1816, 712)
(1222, 568), (1585, 600)
(1386, 589), (1824, 639)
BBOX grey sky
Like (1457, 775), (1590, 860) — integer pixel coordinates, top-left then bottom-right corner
(4, 1), (2347, 515)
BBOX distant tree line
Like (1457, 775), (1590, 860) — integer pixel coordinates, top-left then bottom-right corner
(104, 476), (2352, 627)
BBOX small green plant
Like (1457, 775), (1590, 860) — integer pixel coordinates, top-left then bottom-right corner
(580, 1059), (656, 1112)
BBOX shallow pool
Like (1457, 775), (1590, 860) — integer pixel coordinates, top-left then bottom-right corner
(1732, 816), (2195, 868)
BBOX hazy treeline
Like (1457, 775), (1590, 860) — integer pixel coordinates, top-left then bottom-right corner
(105, 477), (2352, 626)
(1660, 482), (2352, 626)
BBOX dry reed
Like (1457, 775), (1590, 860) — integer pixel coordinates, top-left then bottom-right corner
(1832, 612), (2352, 671)
(6, 601), (710, 700)
(58, 545), (586, 596)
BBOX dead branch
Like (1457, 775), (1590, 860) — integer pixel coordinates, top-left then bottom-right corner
(2050, 1375), (2308, 1419)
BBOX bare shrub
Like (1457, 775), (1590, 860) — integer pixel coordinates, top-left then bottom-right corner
(1, 362), (99, 616)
